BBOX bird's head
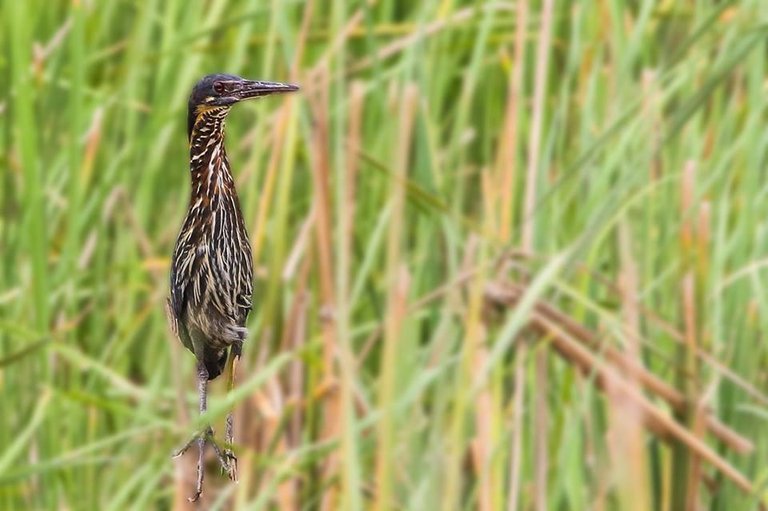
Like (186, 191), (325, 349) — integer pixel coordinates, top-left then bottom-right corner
(187, 73), (299, 139)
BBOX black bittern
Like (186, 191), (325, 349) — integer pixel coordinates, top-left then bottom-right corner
(167, 73), (298, 502)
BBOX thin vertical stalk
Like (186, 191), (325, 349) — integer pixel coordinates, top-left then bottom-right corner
(443, 237), (480, 511)
(8, 0), (47, 333)
(495, 0), (527, 245)
(507, 344), (527, 511)
(250, 107), (289, 262)
(473, 174), (496, 511)
(61, 2), (85, 292)
(308, 70), (343, 511)
(610, 219), (650, 511)
(374, 83), (417, 511)
(505, 2), (529, 508)
(336, 81), (365, 511)
(522, 1), (555, 509)
(671, 160), (701, 510)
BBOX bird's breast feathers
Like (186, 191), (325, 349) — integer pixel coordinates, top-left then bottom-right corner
(170, 203), (253, 346)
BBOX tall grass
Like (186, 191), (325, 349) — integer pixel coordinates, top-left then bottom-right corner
(1, 1), (768, 509)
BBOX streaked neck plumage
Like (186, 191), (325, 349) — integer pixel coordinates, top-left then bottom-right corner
(188, 108), (237, 204)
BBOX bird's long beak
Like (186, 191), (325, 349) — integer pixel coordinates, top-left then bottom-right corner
(235, 80), (299, 100)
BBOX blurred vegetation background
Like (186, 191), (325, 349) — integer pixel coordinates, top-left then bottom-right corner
(2, 0), (768, 509)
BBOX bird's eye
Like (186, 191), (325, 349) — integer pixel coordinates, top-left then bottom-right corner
(213, 81), (225, 93)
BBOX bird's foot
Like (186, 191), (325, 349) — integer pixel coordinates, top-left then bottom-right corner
(207, 434), (237, 482)
(171, 433), (198, 460)
(172, 427), (237, 501)
(222, 447), (238, 482)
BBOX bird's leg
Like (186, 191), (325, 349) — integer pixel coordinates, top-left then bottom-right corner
(186, 360), (210, 502)
(172, 360), (235, 501)
(194, 360), (210, 501)
(223, 343), (241, 481)
(171, 359), (210, 459)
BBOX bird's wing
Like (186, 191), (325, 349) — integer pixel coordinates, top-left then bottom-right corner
(169, 213), (205, 322)
(169, 243), (190, 321)
(232, 231), (254, 326)
(165, 296), (195, 353)
(165, 297), (180, 339)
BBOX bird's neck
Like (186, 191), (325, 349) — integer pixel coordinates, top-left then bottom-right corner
(188, 113), (236, 200)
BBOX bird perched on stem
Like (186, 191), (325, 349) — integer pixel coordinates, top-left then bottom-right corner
(166, 73), (298, 502)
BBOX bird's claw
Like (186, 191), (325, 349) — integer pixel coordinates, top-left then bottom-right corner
(207, 434), (237, 481)
(172, 437), (195, 459)
(222, 448), (238, 482)
(173, 427), (237, 501)
(188, 488), (203, 503)
(171, 428), (209, 459)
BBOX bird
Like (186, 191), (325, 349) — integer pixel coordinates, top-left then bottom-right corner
(166, 73), (298, 502)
